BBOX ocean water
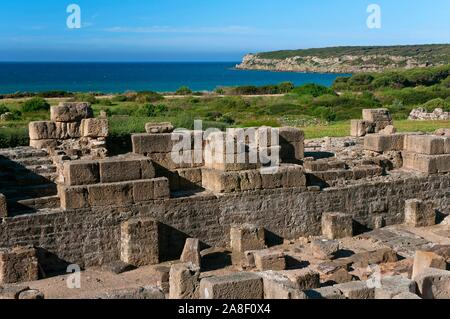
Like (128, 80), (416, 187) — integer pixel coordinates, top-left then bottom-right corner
(0, 62), (348, 93)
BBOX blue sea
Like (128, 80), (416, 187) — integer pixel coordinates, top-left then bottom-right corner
(0, 62), (348, 93)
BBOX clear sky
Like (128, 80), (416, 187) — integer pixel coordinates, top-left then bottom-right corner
(0, 0), (449, 62)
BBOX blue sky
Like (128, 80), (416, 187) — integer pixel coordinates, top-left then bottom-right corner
(0, 0), (449, 61)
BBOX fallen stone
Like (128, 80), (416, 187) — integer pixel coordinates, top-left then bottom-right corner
(412, 250), (447, 280)
(169, 263), (200, 299)
(51, 102), (93, 122)
(322, 212), (353, 239)
(277, 268), (320, 291)
(304, 286), (346, 299)
(334, 281), (375, 299)
(375, 275), (417, 299)
(230, 224), (266, 253)
(392, 292), (421, 299)
(311, 239), (340, 260)
(253, 250), (286, 271)
(404, 199), (436, 227)
(180, 238), (202, 268)
(153, 265), (170, 294)
(414, 267), (450, 299)
(145, 122), (174, 134)
(259, 271), (307, 299)
(200, 272), (263, 299)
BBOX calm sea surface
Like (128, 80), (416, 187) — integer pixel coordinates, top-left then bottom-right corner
(0, 62), (349, 93)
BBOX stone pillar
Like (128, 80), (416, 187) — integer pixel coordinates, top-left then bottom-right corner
(322, 212), (353, 239)
(404, 199), (436, 227)
(230, 224), (266, 253)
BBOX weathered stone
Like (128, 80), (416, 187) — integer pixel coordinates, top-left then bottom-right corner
(29, 121), (57, 140)
(414, 268), (450, 299)
(322, 212), (353, 239)
(0, 194), (7, 217)
(60, 186), (88, 210)
(253, 250), (286, 271)
(81, 118), (109, 138)
(404, 135), (446, 155)
(87, 182), (134, 207)
(403, 152), (450, 174)
(311, 239), (340, 260)
(99, 158), (153, 183)
(392, 292), (421, 299)
(120, 218), (159, 267)
(364, 134), (406, 152)
(30, 139), (58, 149)
(325, 268), (354, 285)
(362, 108), (392, 123)
(334, 281), (375, 299)
(169, 263), (200, 299)
(404, 199), (436, 227)
(278, 269), (321, 290)
(259, 271), (307, 299)
(153, 265), (170, 294)
(132, 133), (175, 154)
(18, 289), (45, 299)
(379, 125), (396, 135)
(51, 102), (93, 122)
(350, 248), (398, 268)
(145, 122), (174, 134)
(304, 286), (346, 299)
(153, 177), (170, 199)
(412, 250), (447, 280)
(180, 238), (201, 268)
(0, 246), (39, 284)
(230, 224), (266, 253)
(63, 160), (100, 186)
(96, 286), (165, 299)
(200, 272), (263, 299)
(375, 275), (417, 299)
(350, 120), (375, 137)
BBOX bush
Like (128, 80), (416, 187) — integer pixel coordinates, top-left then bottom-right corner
(175, 86), (193, 96)
(422, 98), (450, 112)
(22, 97), (50, 112)
(135, 91), (164, 103)
(0, 127), (29, 148)
(0, 104), (10, 114)
(70, 93), (98, 104)
(133, 104), (168, 117)
(291, 83), (335, 97)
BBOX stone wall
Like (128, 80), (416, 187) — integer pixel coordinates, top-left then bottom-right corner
(0, 173), (449, 272)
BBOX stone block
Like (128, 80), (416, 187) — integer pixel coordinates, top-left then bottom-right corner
(375, 275), (417, 299)
(259, 271), (307, 299)
(322, 212), (353, 239)
(230, 224), (266, 253)
(81, 118), (109, 138)
(278, 127), (305, 143)
(201, 169), (240, 193)
(169, 263), (200, 299)
(120, 218), (160, 267)
(87, 182), (134, 207)
(153, 177), (170, 199)
(412, 250), (447, 280)
(334, 281), (375, 299)
(51, 102), (93, 122)
(350, 248), (398, 268)
(414, 268), (450, 299)
(278, 269), (320, 290)
(305, 286), (346, 299)
(199, 272), (263, 299)
(153, 265), (170, 293)
(99, 157), (154, 183)
(280, 140), (304, 160)
(145, 122), (174, 134)
(180, 238), (201, 268)
(132, 180), (155, 202)
(350, 120), (374, 137)
(261, 170), (283, 189)
(0, 286), (30, 299)
(402, 152), (450, 174)
(56, 121), (81, 139)
(239, 170), (262, 191)
(404, 199), (436, 227)
(29, 121), (57, 140)
(311, 239), (340, 260)
(132, 133), (176, 154)
(362, 108), (392, 123)
(30, 139), (58, 149)
(364, 134), (406, 152)
(0, 194), (7, 218)
(177, 168), (202, 189)
(404, 135), (445, 155)
(63, 160), (100, 186)
(0, 246), (39, 284)
(60, 186), (89, 210)
(253, 250), (286, 271)
(392, 292), (421, 299)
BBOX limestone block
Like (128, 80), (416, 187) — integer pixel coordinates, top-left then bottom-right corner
(322, 212), (353, 239)
(51, 102), (93, 122)
(374, 276), (417, 299)
(153, 177), (170, 199)
(260, 170), (283, 189)
(120, 218), (160, 267)
(99, 157), (154, 183)
(153, 265), (170, 294)
(404, 135), (445, 155)
(402, 152), (450, 174)
(280, 165), (307, 188)
(60, 186), (89, 210)
(169, 263), (200, 299)
(30, 139), (58, 149)
(199, 272), (263, 299)
(180, 238), (201, 268)
(278, 127), (305, 143)
(412, 250), (447, 280)
(63, 160), (100, 186)
(253, 250), (286, 271)
(334, 281), (375, 299)
(352, 165), (383, 180)
(392, 292), (421, 299)
(277, 269), (320, 291)
(201, 169), (240, 193)
(0, 246), (39, 284)
(230, 224), (266, 253)
(280, 140), (304, 160)
(311, 239), (340, 260)
(56, 122), (81, 139)
(259, 271), (307, 299)
(132, 133), (176, 154)
(239, 170), (262, 191)
(81, 118), (109, 138)
(304, 286), (346, 299)
(364, 134), (406, 152)
(404, 199), (436, 227)
(145, 122), (174, 134)
(0, 194), (7, 217)
(29, 121), (57, 140)
(379, 125), (396, 135)
(444, 137), (450, 154)
(304, 160), (331, 172)
(177, 168), (202, 189)
(132, 180), (155, 202)
(414, 268), (450, 299)
(350, 248), (398, 268)
(350, 120), (374, 137)
(362, 108), (392, 123)
(87, 182), (134, 207)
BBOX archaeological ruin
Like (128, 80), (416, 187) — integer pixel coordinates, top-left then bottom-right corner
(0, 102), (449, 299)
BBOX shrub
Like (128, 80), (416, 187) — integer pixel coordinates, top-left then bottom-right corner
(133, 103), (168, 117)
(70, 93), (98, 104)
(175, 86), (193, 96)
(22, 97), (50, 112)
(135, 91), (164, 103)
(422, 98), (450, 112)
(291, 83), (335, 97)
(0, 104), (10, 114)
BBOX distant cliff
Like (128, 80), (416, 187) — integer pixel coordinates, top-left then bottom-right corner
(236, 44), (450, 73)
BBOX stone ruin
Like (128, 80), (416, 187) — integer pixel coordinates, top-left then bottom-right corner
(409, 107), (450, 121)
(0, 103), (449, 299)
(351, 108), (395, 137)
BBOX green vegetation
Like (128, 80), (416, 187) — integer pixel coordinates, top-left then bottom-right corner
(1, 65), (450, 148)
(256, 44), (450, 65)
